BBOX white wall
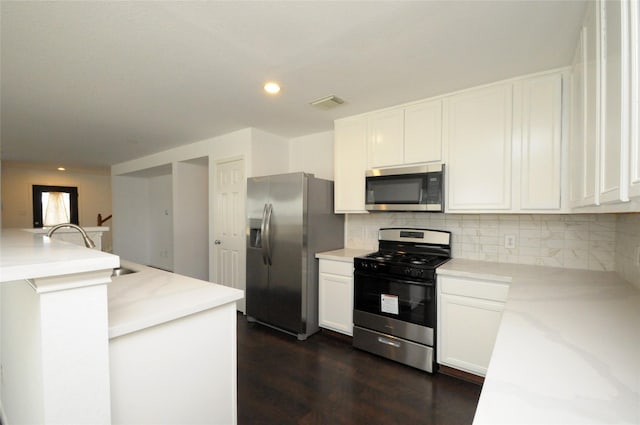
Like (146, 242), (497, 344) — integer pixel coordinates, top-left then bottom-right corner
(111, 127), (291, 282)
(1, 161), (113, 250)
(289, 130), (334, 180)
(173, 159), (209, 280)
(148, 173), (173, 270)
(112, 175), (151, 265)
(250, 128), (290, 177)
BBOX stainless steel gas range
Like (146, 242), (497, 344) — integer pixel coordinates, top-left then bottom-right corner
(352, 228), (451, 373)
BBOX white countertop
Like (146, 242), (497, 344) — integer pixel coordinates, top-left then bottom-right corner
(108, 260), (244, 339)
(0, 228), (118, 282)
(315, 248), (372, 262)
(437, 259), (640, 424)
(22, 227), (110, 234)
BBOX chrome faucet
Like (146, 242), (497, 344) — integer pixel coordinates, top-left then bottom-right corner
(47, 223), (96, 249)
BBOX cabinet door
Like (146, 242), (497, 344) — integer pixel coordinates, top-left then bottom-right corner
(334, 117), (368, 213)
(630, 0), (640, 197)
(520, 73), (563, 210)
(570, 26), (588, 207)
(445, 83), (513, 211)
(367, 109), (404, 168)
(584, 1), (600, 206)
(318, 271), (353, 336)
(599, 0), (630, 203)
(404, 99), (442, 164)
(438, 293), (504, 377)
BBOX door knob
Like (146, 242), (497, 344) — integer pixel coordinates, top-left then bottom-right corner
(214, 240), (222, 245)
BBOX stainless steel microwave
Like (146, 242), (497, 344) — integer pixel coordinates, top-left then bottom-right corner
(365, 164), (444, 212)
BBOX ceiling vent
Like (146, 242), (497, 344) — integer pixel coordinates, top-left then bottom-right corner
(309, 95), (345, 110)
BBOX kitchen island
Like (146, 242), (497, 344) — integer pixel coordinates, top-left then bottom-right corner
(437, 259), (640, 424)
(108, 260), (243, 424)
(0, 229), (243, 425)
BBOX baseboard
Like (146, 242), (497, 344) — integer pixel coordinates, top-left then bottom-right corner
(438, 365), (485, 385)
(320, 328), (353, 343)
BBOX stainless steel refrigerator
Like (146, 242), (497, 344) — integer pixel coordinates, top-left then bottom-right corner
(246, 172), (344, 340)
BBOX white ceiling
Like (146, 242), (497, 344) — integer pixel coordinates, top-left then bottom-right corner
(1, 1), (587, 168)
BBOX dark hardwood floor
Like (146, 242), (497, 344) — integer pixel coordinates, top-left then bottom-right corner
(237, 314), (482, 425)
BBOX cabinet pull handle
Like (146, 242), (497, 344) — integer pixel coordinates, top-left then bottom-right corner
(377, 336), (401, 348)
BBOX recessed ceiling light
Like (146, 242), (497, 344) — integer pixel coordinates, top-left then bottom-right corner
(57, 167), (66, 171)
(264, 82), (281, 94)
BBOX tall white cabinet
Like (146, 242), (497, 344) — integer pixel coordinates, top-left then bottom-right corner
(444, 72), (565, 213)
(519, 73), (564, 210)
(570, 0), (639, 209)
(630, 0), (640, 198)
(334, 117), (368, 213)
(599, 0), (630, 204)
(444, 83), (514, 211)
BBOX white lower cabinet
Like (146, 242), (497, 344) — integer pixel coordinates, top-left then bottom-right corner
(319, 259), (355, 336)
(437, 275), (509, 377)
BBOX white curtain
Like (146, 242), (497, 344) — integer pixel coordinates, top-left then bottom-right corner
(43, 192), (70, 226)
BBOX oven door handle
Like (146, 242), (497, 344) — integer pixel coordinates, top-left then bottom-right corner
(354, 271), (435, 287)
(377, 336), (401, 348)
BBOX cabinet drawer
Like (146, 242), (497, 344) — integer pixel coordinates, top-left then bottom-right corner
(439, 275), (509, 302)
(319, 259), (354, 276)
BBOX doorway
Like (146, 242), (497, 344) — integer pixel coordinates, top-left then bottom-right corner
(32, 185), (79, 227)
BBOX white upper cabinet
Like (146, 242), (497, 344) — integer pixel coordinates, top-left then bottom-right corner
(404, 100), (443, 164)
(367, 109), (404, 168)
(630, 0), (640, 197)
(569, 0), (638, 210)
(445, 72), (565, 213)
(570, 26), (587, 207)
(584, 1), (601, 207)
(367, 99), (443, 169)
(569, 1), (600, 208)
(519, 73), (563, 210)
(599, 0), (630, 204)
(444, 82), (514, 211)
(334, 116), (368, 213)
(334, 70), (566, 214)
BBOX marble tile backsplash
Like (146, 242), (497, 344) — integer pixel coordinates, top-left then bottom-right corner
(346, 213), (617, 271)
(615, 214), (640, 288)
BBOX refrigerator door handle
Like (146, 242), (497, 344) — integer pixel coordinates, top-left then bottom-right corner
(260, 203), (269, 265)
(265, 203), (273, 265)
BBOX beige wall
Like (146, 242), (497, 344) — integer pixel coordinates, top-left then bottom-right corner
(1, 161), (113, 251)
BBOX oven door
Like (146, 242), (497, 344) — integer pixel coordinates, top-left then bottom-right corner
(354, 270), (435, 329)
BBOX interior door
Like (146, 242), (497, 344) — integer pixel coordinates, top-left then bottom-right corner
(213, 157), (246, 312)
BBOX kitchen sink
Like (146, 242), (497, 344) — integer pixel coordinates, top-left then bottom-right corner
(111, 267), (137, 277)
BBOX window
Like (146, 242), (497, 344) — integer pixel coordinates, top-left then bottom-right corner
(32, 185), (79, 228)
